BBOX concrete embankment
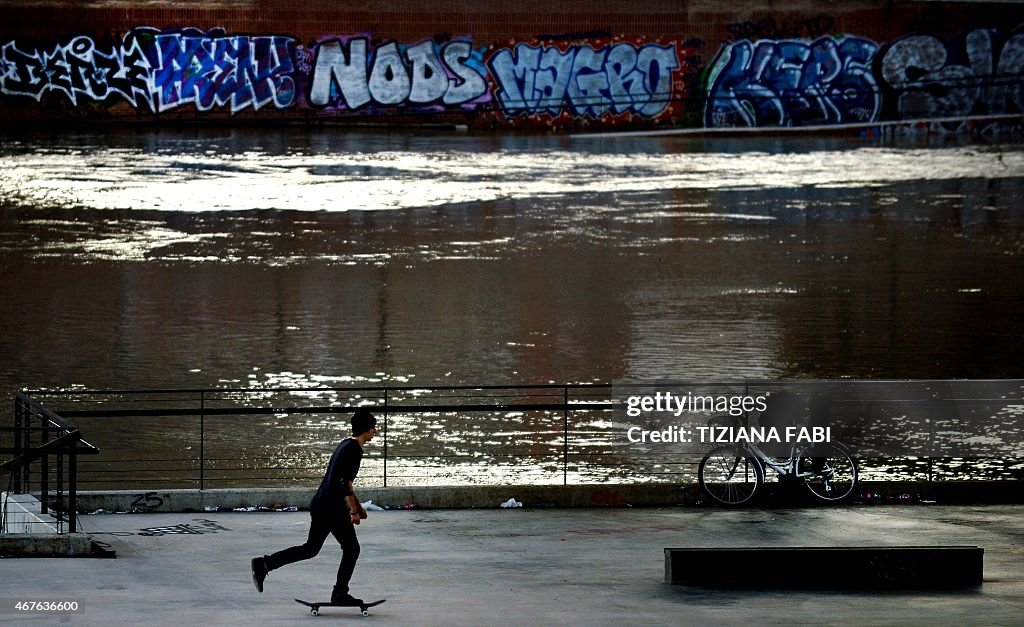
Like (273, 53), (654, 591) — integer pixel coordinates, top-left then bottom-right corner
(68, 481), (1022, 513)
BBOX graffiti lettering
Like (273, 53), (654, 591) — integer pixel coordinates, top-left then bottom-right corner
(0, 35), (151, 107)
(704, 36), (880, 127)
(130, 492), (166, 510)
(880, 28), (1024, 119)
(137, 518), (230, 537)
(309, 37), (488, 109)
(149, 29), (295, 113)
(488, 41), (680, 119)
(0, 29), (295, 113)
(368, 42), (412, 105)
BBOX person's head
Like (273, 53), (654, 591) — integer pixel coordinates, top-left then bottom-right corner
(351, 408), (377, 438)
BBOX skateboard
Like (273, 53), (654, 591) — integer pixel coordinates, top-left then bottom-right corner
(295, 598), (385, 616)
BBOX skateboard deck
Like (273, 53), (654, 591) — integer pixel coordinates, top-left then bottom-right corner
(295, 598), (385, 616)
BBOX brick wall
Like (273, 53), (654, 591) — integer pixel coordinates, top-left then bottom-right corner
(1, 1), (1022, 130)
(4, 0), (1017, 43)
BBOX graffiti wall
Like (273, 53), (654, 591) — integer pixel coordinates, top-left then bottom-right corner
(1, 1), (1023, 132)
(0, 29), (688, 128)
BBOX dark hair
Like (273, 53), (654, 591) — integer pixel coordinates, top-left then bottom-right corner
(351, 408), (377, 436)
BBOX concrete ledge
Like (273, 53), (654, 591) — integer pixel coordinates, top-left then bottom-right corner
(65, 481), (1022, 514)
(0, 533), (94, 557)
(69, 484), (690, 513)
(665, 546), (984, 589)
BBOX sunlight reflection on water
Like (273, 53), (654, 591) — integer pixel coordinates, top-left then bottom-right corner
(2, 134), (1023, 212)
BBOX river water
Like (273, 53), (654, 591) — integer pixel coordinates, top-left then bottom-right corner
(1, 128), (1022, 487)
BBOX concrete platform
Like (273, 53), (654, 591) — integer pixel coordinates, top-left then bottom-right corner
(1, 505), (1022, 625)
(665, 546), (985, 588)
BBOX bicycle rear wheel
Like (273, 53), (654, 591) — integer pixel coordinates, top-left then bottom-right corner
(799, 442), (857, 502)
(698, 445), (764, 507)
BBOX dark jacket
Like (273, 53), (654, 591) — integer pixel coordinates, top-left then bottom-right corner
(309, 438), (363, 518)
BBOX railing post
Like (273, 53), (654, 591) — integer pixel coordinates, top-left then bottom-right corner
(40, 419), (49, 516)
(13, 396), (23, 493)
(383, 389), (389, 488)
(56, 450), (63, 533)
(563, 386), (569, 486)
(69, 438), (78, 534)
(20, 401), (31, 494)
(200, 391), (205, 491)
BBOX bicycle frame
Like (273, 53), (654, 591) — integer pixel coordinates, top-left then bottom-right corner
(737, 441), (818, 481)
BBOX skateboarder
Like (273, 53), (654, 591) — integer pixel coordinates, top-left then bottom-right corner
(251, 408), (378, 605)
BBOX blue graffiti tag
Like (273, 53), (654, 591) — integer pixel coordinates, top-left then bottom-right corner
(704, 36), (880, 127)
(147, 29), (295, 113)
(488, 41), (679, 119)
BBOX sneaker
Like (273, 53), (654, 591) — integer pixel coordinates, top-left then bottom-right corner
(330, 592), (364, 606)
(251, 556), (268, 593)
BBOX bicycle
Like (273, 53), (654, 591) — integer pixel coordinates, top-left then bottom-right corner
(697, 415), (858, 507)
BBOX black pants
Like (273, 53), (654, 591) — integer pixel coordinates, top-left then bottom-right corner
(265, 513), (360, 594)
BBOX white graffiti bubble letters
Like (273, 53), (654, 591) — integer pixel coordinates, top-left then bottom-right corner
(406, 39), (448, 103)
(311, 38), (371, 108)
(881, 27), (1024, 119)
(368, 42), (411, 105)
(309, 37), (487, 110)
(442, 41), (488, 105)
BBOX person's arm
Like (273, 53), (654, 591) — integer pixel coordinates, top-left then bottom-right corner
(345, 481), (367, 522)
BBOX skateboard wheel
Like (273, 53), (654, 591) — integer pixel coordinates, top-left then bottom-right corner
(311, 609), (318, 616)
(362, 609), (369, 616)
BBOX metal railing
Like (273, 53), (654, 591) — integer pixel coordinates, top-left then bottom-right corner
(9, 385), (1022, 495)
(23, 384), (620, 490)
(1, 392), (100, 533)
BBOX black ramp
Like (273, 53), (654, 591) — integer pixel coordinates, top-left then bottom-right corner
(665, 546), (983, 589)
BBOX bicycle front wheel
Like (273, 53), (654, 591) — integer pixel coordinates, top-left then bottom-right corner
(698, 445), (764, 507)
(799, 443), (857, 502)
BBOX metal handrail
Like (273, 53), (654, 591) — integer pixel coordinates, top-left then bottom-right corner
(5, 392), (101, 533)
(12, 385), (1022, 496)
(0, 430), (90, 474)
(19, 384), (615, 490)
